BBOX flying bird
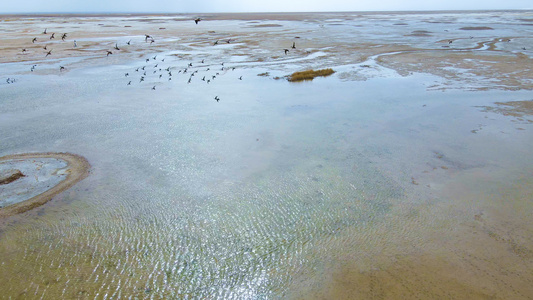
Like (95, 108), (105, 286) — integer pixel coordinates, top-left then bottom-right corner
(61, 33), (67, 41)
(127, 40), (131, 45)
(32, 37), (37, 43)
(60, 66), (65, 71)
(194, 18), (202, 24)
(284, 49), (289, 54)
(43, 28), (47, 34)
(50, 33), (55, 39)
(214, 96), (220, 102)
(114, 43), (120, 50)
(45, 49), (52, 57)
(292, 42), (296, 49)
(106, 50), (113, 56)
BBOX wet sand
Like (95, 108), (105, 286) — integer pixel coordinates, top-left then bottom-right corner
(0, 11), (532, 299)
(1, 11), (532, 91)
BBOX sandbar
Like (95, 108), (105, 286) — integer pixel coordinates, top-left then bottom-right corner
(0, 152), (90, 218)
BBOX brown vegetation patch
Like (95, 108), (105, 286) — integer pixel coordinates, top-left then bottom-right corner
(288, 68), (335, 82)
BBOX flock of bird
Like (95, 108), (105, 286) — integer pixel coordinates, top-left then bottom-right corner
(123, 53), (245, 103)
(5, 17), (300, 103)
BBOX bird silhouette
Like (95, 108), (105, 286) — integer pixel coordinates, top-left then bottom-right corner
(214, 96), (220, 102)
(152, 86), (156, 90)
(127, 40), (131, 45)
(50, 33), (55, 39)
(60, 66), (65, 71)
(194, 18), (202, 24)
(32, 37), (37, 43)
(284, 49), (289, 54)
(114, 43), (120, 50)
(292, 42), (296, 49)
(45, 49), (52, 57)
(127, 81), (131, 85)
(42, 28), (47, 34)
(61, 33), (67, 41)
(106, 50), (113, 56)
(214, 40), (219, 45)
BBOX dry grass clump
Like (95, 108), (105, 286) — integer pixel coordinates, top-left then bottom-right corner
(288, 68), (335, 82)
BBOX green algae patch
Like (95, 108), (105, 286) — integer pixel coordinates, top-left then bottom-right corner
(288, 69), (335, 82)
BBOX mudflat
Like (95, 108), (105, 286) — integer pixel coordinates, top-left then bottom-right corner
(0, 11), (532, 299)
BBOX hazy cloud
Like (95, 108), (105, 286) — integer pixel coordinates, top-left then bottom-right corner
(2, 0), (531, 13)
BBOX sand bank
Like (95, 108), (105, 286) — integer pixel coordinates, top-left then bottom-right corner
(0, 152), (90, 218)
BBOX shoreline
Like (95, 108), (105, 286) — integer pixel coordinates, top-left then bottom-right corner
(0, 152), (90, 218)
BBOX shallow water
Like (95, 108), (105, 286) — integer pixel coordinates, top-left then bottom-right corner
(1, 11), (533, 299)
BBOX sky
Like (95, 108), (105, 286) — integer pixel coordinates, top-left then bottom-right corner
(2, 0), (532, 13)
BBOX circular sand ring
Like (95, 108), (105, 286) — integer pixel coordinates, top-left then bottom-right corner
(0, 152), (90, 218)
